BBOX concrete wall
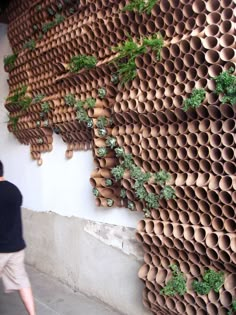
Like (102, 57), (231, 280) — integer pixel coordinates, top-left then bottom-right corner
(23, 209), (150, 315)
(0, 23), (150, 315)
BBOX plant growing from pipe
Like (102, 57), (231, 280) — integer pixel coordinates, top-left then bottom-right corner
(120, 189), (126, 198)
(228, 300), (236, 315)
(106, 136), (117, 149)
(92, 188), (99, 197)
(122, 0), (157, 14)
(23, 39), (36, 50)
(4, 54), (18, 71)
(32, 94), (45, 104)
(7, 86), (27, 103)
(160, 186), (176, 200)
(183, 88), (206, 111)
(97, 147), (107, 157)
(213, 67), (236, 105)
(98, 128), (107, 137)
(161, 264), (187, 296)
(105, 179), (113, 187)
(98, 88), (106, 99)
(64, 93), (76, 106)
(106, 198), (114, 207)
(192, 269), (224, 295)
(143, 33), (164, 60)
(8, 116), (19, 131)
(154, 170), (171, 186)
(41, 102), (50, 113)
(69, 55), (97, 72)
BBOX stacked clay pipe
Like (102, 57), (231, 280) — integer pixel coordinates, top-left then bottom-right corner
(4, 0), (236, 314)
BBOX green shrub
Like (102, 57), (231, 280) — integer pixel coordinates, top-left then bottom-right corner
(183, 88), (206, 111)
(161, 265), (187, 296)
(214, 68), (236, 105)
(4, 54), (17, 70)
(69, 55), (97, 72)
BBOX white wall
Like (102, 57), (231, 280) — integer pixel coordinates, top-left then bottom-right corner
(0, 23), (143, 228)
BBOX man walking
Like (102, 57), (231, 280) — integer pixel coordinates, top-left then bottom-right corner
(0, 160), (36, 315)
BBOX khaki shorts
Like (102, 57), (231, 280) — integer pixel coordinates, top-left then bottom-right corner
(0, 250), (30, 293)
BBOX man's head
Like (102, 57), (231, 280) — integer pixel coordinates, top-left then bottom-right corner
(0, 161), (3, 177)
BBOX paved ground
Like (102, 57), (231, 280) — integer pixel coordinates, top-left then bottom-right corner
(0, 265), (123, 315)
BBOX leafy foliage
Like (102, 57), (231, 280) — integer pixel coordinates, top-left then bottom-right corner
(105, 179), (113, 187)
(145, 193), (159, 209)
(143, 33), (164, 60)
(19, 96), (32, 110)
(122, 0), (157, 13)
(98, 88), (106, 99)
(32, 94), (45, 104)
(4, 54), (18, 70)
(23, 39), (36, 50)
(106, 199), (114, 207)
(8, 116), (19, 131)
(192, 269), (224, 295)
(7, 86), (27, 103)
(228, 300), (236, 315)
(96, 116), (109, 129)
(54, 13), (64, 25)
(69, 55), (97, 72)
(98, 128), (107, 137)
(117, 58), (137, 84)
(120, 189), (126, 198)
(92, 188), (99, 197)
(154, 170), (171, 186)
(128, 200), (135, 210)
(86, 97), (96, 108)
(42, 21), (55, 33)
(161, 265), (187, 296)
(183, 88), (206, 111)
(160, 186), (176, 200)
(97, 147), (107, 157)
(111, 165), (125, 181)
(106, 136), (117, 149)
(41, 102), (50, 113)
(214, 68), (236, 105)
(64, 94), (76, 106)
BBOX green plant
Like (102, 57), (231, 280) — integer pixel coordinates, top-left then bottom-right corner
(128, 200), (135, 210)
(160, 186), (176, 200)
(77, 108), (90, 124)
(41, 102), (50, 113)
(105, 178), (113, 187)
(192, 280), (211, 295)
(96, 116), (108, 129)
(69, 55), (97, 72)
(98, 88), (106, 99)
(4, 54), (17, 70)
(38, 33), (43, 40)
(85, 97), (96, 108)
(143, 33), (164, 60)
(161, 265), (187, 296)
(54, 13), (64, 25)
(87, 119), (93, 128)
(36, 138), (44, 144)
(112, 36), (145, 62)
(7, 86), (27, 103)
(135, 186), (147, 200)
(8, 116), (19, 131)
(47, 7), (55, 15)
(120, 189), (126, 198)
(69, 7), (75, 14)
(92, 188), (99, 197)
(214, 68), (236, 105)
(106, 199), (114, 207)
(183, 88), (206, 111)
(106, 136), (117, 149)
(111, 73), (119, 84)
(117, 58), (137, 84)
(42, 21), (55, 33)
(23, 39), (36, 50)
(122, 0), (157, 13)
(145, 193), (159, 209)
(32, 94), (45, 104)
(98, 128), (107, 137)
(36, 4), (42, 11)
(19, 96), (32, 110)
(154, 170), (171, 186)
(192, 269), (224, 295)
(64, 93), (76, 106)
(228, 300), (236, 315)
(114, 147), (125, 158)
(143, 208), (151, 218)
(97, 147), (107, 157)
(111, 165), (125, 181)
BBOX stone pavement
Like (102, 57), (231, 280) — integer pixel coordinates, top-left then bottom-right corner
(0, 265), (123, 315)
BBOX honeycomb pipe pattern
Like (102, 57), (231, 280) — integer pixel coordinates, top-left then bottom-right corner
(4, 0), (236, 314)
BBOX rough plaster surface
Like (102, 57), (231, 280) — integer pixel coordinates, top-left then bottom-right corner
(23, 208), (151, 315)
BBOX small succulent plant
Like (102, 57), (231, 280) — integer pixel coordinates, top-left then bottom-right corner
(97, 147), (107, 157)
(98, 87), (106, 99)
(92, 188), (99, 197)
(105, 178), (113, 187)
(106, 199), (114, 207)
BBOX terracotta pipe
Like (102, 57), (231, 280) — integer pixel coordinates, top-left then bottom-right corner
(192, 0), (205, 13)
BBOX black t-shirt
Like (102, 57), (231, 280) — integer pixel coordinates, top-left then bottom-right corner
(0, 180), (26, 253)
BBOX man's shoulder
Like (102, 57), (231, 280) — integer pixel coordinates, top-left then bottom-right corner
(3, 181), (21, 193)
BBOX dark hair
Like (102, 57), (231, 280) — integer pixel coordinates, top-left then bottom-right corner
(0, 161), (3, 177)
